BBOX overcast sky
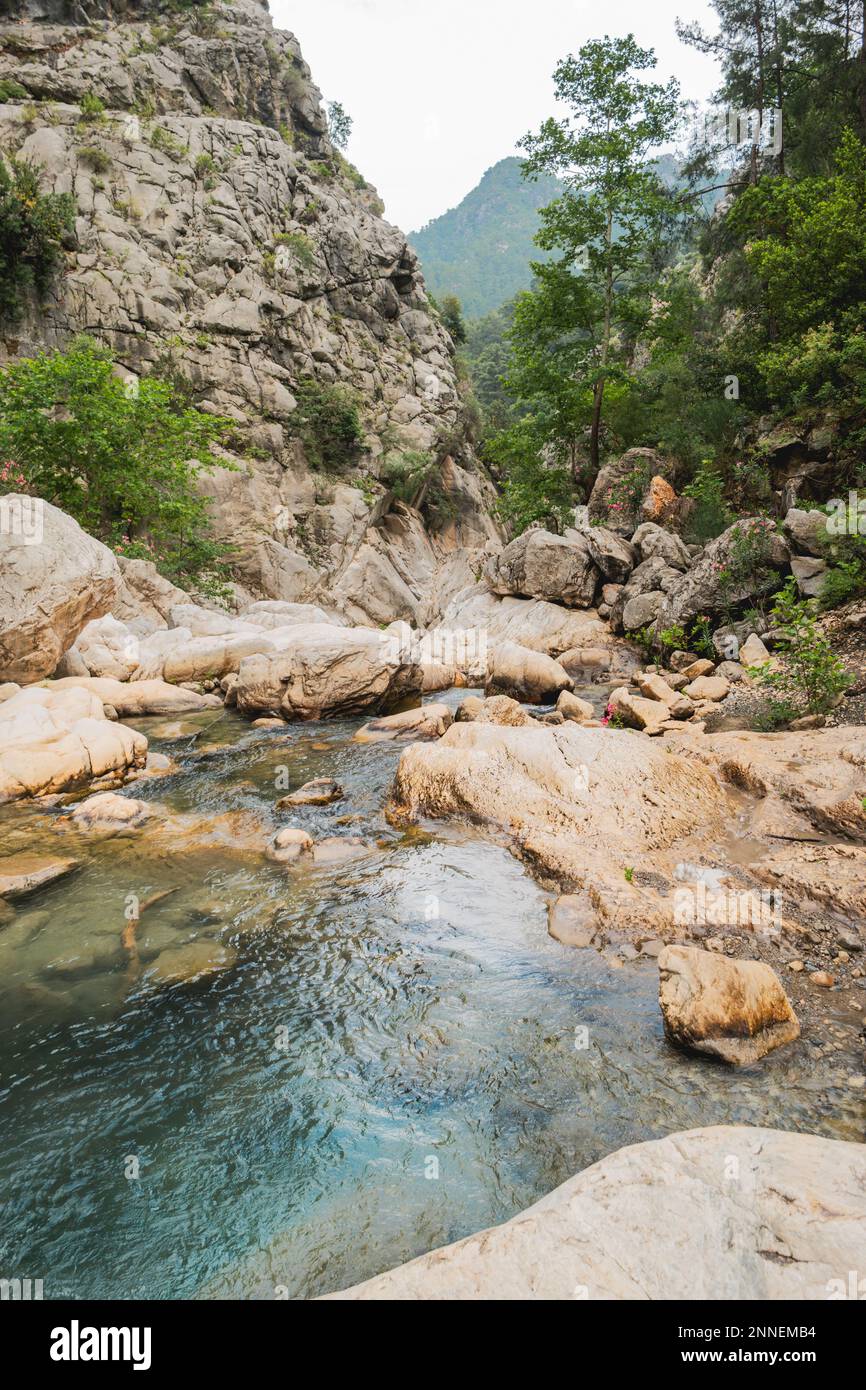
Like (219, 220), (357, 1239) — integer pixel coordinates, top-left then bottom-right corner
(269, 0), (722, 232)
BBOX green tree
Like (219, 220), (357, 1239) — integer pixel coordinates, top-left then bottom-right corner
(439, 293), (467, 344)
(518, 34), (681, 475)
(0, 158), (75, 323)
(326, 101), (353, 151)
(0, 338), (232, 594)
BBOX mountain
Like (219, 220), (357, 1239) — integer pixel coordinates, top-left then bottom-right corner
(0, 0), (499, 624)
(410, 157), (563, 320)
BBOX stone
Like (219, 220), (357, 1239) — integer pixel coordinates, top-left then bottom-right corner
(327, 1126), (866, 1299)
(266, 828), (314, 864)
(738, 634), (772, 669)
(48, 676), (218, 717)
(783, 507), (828, 557)
(236, 625), (422, 721)
(485, 642), (572, 704)
(630, 522), (691, 570)
(681, 659), (715, 679)
(277, 778), (343, 807)
(482, 529), (598, 607)
(556, 691), (595, 723)
(147, 941), (236, 987)
(621, 590), (666, 632)
(0, 496), (120, 684)
(581, 525), (636, 583)
(0, 683), (147, 802)
(657, 519), (789, 628)
(607, 686), (669, 735)
(658, 945), (800, 1065)
(354, 703), (452, 743)
(0, 853), (79, 899)
(810, 971), (835, 988)
(636, 672), (694, 718)
(587, 448), (671, 534)
(790, 554), (828, 598)
(311, 836), (368, 865)
(683, 675), (730, 702)
(70, 791), (152, 831)
(455, 695), (533, 727)
(715, 660), (747, 683)
(547, 893), (598, 947)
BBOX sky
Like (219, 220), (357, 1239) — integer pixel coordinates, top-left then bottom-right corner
(270, 0), (723, 233)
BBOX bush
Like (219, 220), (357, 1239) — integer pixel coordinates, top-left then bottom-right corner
(0, 79), (28, 102)
(0, 338), (233, 596)
(750, 579), (851, 720)
(682, 460), (733, 543)
(77, 145), (111, 174)
(79, 91), (105, 122)
(0, 158), (75, 323)
(381, 450), (435, 506)
(290, 378), (362, 472)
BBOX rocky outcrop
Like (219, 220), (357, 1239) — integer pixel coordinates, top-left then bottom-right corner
(354, 703), (452, 742)
(0, 496), (120, 683)
(587, 447), (674, 534)
(0, 0), (500, 620)
(659, 945), (800, 1065)
(328, 1126), (866, 1299)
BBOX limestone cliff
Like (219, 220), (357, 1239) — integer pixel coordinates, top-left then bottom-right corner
(0, 0), (501, 621)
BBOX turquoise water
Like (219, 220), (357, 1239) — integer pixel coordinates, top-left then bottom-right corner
(0, 693), (863, 1300)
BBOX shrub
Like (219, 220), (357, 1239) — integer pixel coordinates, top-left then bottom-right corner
(290, 378), (362, 472)
(0, 338), (234, 596)
(0, 79), (28, 102)
(683, 460), (733, 543)
(381, 450), (436, 506)
(79, 91), (105, 122)
(77, 145), (111, 173)
(0, 158), (75, 323)
(819, 514), (866, 609)
(750, 579), (850, 720)
(274, 230), (316, 270)
(150, 126), (185, 160)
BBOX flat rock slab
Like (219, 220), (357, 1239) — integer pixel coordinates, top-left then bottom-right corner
(0, 854), (79, 899)
(326, 1126), (866, 1300)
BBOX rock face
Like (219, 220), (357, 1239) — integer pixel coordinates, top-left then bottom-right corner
(0, 496), (120, 683)
(0, 0), (500, 620)
(483, 529), (598, 607)
(327, 1126), (866, 1299)
(658, 945), (800, 1066)
(235, 623), (422, 720)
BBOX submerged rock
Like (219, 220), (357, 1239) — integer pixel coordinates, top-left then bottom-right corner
(659, 945), (800, 1065)
(266, 828), (314, 864)
(146, 941), (236, 987)
(70, 792), (152, 832)
(0, 853), (79, 900)
(277, 778), (344, 807)
(326, 1126), (866, 1298)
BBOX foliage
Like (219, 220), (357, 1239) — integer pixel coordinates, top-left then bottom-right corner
(326, 101), (353, 151)
(381, 450), (436, 505)
(0, 158), (75, 323)
(750, 578), (851, 719)
(78, 91), (105, 122)
(0, 79), (28, 102)
(0, 338), (233, 595)
(290, 378), (363, 472)
(484, 413), (576, 534)
(77, 145), (111, 174)
(682, 459), (733, 542)
(438, 294), (467, 345)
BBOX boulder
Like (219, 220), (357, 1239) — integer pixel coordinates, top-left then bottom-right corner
(483, 529), (598, 608)
(0, 496), (120, 684)
(681, 658), (715, 679)
(235, 624), (423, 720)
(790, 554), (828, 598)
(0, 684), (147, 802)
(683, 675), (730, 702)
(547, 892), (598, 947)
(277, 778), (343, 807)
(783, 507), (828, 557)
(266, 828), (314, 864)
(455, 695), (533, 727)
(657, 519), (789, 628)
(631, 522), (691, 570)
(636, 672), (694, 719)
(621, 590), (666, 632)
(485, 642), (572, 704)
(47, 676), (220, 717)
(581, 526), (636, 583)
(607, 686), (669, 735)
(327, 1126), (866, 1299)
(556, 691), (595, 723)
(587, 448), (671, 535)
(70, 791), (152, 831)
(658, 945), (800, 1065)
(354, 704), (452, 743)
(610, 557), (683, 634)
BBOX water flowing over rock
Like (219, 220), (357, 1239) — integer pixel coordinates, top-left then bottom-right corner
(327, 1126), (866, 1299)
(0, 496), (120, 684)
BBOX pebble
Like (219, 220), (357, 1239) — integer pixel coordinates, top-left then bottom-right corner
(846, 1075), (866, 1090)
(810, 971), (835, 988)
(788, 959), (805, 972)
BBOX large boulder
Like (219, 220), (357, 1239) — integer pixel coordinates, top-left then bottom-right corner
(0, 496), (120, 684)
(235, 624), (423, 720)
(581, 526), (636, 583)
(658, 945), (800, 1065)
(657, 518), (790, 628)
(631, 522), (691, 570)
(482, 529), (598, 608)
(610, 556), (683, 634)
(391, 721), (727, 892)
(46, 676), (219, 717)
(0, 684), (147, 802)
(485, 642), (572, 703)
(587, 448), (672, 535)
(783, 507), (828, 557)
(327, 1126), (866, 1299)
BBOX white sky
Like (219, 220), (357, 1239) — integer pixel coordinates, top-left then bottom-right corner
(269, 0), (723, 232)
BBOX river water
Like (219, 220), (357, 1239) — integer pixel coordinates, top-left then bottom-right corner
(0, 691), (862, 1299)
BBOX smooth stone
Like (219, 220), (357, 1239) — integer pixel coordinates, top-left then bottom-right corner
(277, 778), (344, 807)
(0, 854), (79, 900)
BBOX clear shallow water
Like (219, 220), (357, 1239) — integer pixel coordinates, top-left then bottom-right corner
(0, 691), (863, 1300)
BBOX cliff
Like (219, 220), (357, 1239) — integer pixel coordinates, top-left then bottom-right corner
(0, 0), (501, 621)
